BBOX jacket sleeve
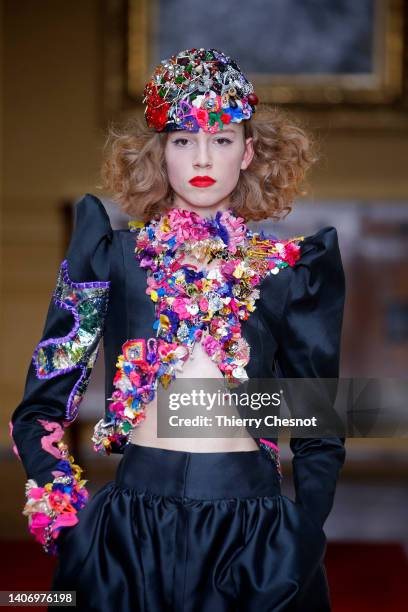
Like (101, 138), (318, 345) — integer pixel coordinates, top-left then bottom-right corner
(9, 193), (112, 555)
(274, 226), (346, 529)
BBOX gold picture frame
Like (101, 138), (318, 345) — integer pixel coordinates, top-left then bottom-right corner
(101, 0), (408, 131)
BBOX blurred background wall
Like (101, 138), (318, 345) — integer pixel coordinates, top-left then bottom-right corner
(1, 1), (108, 445)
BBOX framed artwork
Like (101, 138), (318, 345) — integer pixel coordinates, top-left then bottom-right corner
(101, 0), (408, 130)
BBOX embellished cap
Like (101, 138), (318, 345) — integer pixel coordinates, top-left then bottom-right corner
(143, 47), (259, 133)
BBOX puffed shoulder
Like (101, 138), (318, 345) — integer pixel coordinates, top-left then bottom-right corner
(276, 225), (345, 378)
(259, 226), (344, 325)
(64, 193), (113, 283)
(296, 225), (342, 267)
(287, 225), (345, 301)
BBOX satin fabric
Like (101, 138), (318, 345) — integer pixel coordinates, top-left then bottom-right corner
(50, 443), (330, 612)
(11, 195), (346, 529)
(9, 194), (345, 609)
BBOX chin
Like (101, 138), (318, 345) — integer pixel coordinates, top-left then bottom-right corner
(186, 190), (230, 205)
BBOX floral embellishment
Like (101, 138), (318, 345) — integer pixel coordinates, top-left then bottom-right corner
(163, 208), (212, 243)
(94, 206), (304, 454)
(92, 338), (189, 454)
(22, 419), (89, 555)
(32, 259), (110, 421)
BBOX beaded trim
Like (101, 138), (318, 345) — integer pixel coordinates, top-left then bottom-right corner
(32, 259), (110, 421)
(259, 438), (283, 481)
(22, 419), (89, 555)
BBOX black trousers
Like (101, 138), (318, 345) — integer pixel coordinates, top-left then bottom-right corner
(50, 443), (330, 611)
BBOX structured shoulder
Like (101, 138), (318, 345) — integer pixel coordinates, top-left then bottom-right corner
(295, 226), (341, 263)
(289, 226), (344, 290)
(257, 225), (343, 323)
(65, 194), (114, 282)
(280, 225), (345, 337)
(76, 193), (113, 235)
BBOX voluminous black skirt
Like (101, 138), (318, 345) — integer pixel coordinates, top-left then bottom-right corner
(50, 443), (330, 611)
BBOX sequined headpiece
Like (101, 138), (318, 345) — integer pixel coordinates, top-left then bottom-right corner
(143, 47), (259, 133)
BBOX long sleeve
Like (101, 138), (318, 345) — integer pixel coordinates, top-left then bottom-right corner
(9, 193), (112, 555)
(274, 226), (346, 529)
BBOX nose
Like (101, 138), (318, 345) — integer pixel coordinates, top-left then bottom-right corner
(193, 141), (212, 168)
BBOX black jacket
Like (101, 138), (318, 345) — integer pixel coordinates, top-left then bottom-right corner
(10, 193), (346, 551)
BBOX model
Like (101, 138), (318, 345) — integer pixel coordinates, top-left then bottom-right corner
(10, 47), (346, 611)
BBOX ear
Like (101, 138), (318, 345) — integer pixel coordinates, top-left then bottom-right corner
(241, 137), (254, 170)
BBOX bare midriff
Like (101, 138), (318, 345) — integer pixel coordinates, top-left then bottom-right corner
(129, 254), (259, 453)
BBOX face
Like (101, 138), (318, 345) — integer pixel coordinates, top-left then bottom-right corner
(164, 122), (254, 217)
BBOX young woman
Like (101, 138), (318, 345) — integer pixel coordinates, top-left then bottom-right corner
(10, 47), (346, 611)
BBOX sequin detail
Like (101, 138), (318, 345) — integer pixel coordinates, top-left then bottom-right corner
(93, 207), (304, 454)
(32, 259), (110, 421)
(259, 438), (283, 481)
(92, 337), (189, 454)
(131, 207), (304, 384)
(22, 419), (89, 555)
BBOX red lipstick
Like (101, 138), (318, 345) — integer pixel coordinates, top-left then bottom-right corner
(189, 175), (216, 188)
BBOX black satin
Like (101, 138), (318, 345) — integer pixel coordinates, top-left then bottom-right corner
(50, 443), (330, 612)
(9, 194), (345, 610)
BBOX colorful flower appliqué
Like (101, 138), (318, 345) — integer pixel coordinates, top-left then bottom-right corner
(93, 207), (304, 455)
(22, 419), (89, 555)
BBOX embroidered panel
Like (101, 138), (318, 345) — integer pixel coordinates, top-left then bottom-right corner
(32, 259), (110, 421)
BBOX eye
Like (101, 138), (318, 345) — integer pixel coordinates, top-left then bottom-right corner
(214, 138), (233, 145)
(173, 138), (190, 146)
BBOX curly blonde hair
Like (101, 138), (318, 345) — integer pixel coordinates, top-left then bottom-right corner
(99, 103), (319, 223)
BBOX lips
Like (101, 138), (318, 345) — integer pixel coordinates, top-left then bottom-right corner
(189, 176), (216, 187)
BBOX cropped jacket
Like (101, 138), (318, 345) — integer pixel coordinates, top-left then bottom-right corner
(10, 193), (346, 555)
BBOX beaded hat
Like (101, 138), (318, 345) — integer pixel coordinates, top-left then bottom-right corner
(142, 47), (259, 133)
